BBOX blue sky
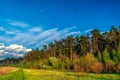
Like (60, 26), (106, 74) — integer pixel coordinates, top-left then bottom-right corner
(0, 0), (120, 59)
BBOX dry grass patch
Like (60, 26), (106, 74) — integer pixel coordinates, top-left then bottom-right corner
(0, 67), (17, 75)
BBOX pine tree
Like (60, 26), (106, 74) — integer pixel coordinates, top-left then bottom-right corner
(111, 49), (118, 62)
(103, 48), (111, 63)
(103, 48), (115, 72)
(98, 51), (102, 62)
(117, 43), (120, 61)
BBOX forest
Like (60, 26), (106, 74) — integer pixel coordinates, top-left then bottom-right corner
(0, 26), (120, 73)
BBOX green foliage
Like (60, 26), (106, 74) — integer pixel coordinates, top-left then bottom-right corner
(103, 48), (111, 63)
(58, 62), (66, 70)
(42, 65), (51, 69)
(81, 53), (99, 72)
(83, 53), (98, 67)
(49, 57), (59, 68)
(102, 48), (115, 72)
(32, 61), (40, 69)
(111, 49), (118, 62)
(98, 51), (103, 62)
(117, 43), (120, 61)
(65, 57), (71, 70)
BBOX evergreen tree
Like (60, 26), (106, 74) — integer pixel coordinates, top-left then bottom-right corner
(111, 49), (118, 62)
(98, 51), (102, 62)
(103, 48), (115, 72)
(103, 48), (111, 63)
(117, 43), (120, 61)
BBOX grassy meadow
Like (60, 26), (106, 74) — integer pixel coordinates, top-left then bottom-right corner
(0, 67), (120, 80)
(23, 69), (120, 80)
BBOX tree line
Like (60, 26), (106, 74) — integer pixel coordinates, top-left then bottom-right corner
(0, 26), (120, 73)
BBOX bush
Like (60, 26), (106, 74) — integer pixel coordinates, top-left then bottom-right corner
(91, 62), (104, 73)
(73, 53), (100, 72)
(33, 61), (40, 69)
(114, 63), (120, 73)
(65, 57), (71, 70)
(74, 64), (84, 72)
(43, 65), (51, 69)
(82, 53), (98, 72)
(49, 57), (59, 68)
(58, 62), (66, 70)
(105, 60), (115, 72)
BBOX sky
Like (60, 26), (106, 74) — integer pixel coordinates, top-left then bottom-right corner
(0, 0), (120, 59)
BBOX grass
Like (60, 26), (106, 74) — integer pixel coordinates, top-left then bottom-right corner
(0, 68), (120, 80)
(24, 69), (120, 80)
(0, 68), (24, 80)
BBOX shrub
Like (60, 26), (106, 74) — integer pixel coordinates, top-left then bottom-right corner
(118, 43), (120, 61)
(33, 61), (40, 69)
(49, 57), (59, 68)
(74, 64), (84, 72)
(65, 57), (71, 70)
(43, 65), (51, 69)
(82, 53), (98, 72)
(98, 51), (103, 62)
(105, 60), (115, 72)
(111, 49), (118, 62)
(74, 53), (99, 72)
(58, 62), (66, 70)
(91, 62), (104, 73)
(114, 63), (120, 73)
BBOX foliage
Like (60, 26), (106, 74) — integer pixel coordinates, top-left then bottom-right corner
(114, 63), (120, 73)
(49, 57), (59, 68)
(91, 62), (104, 73)
(65, 57), (71, 70)
(58, 61), (66, 70)
(103, 48), (111, 63)
(98, 51), (103, 62)
(102, 48), (115, 72)
(74, 64), (84, 72)
(82, 53), (98, 70)
(117, 43), (120, 61)
(111, 49), (118, 62)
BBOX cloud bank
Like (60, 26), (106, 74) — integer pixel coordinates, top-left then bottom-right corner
(0, 44), (31, 60)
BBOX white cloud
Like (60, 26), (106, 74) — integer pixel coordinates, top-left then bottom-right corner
(84, 29), (93, 33)
(6, 44), (24, 50)
(13, 26), (79, 48)
(0, 50), (4, 54)
(38, 27), (79, 46)
(0, 27), (4, 31)
(0, 25), (81, 48)
(66, 31), (81, 36)
(5, 31), (16, 35)
(0, 43), (5, 48)
(0, 26), (17, 35)
(0, 44), (32, 59)
(29, 27), (42, 32)
(9, 21), (30, 28)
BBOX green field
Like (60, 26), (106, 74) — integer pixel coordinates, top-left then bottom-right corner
(0, 68), (120, 80)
